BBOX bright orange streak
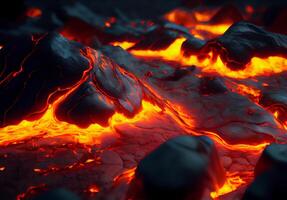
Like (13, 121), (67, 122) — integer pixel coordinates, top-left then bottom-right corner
(125, 38), (287, 79)
(0, 101), (162, 146)
(111, 41), (135, 49)
(235, 84), (261, 102)
(192, 24), (231, 35)
(210, 172), (247, 199)
(274, 111), (279, 119)
(141, 83), (269, 152)
(113, 167), (136, 184)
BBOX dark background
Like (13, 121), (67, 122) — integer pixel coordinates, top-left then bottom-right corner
(1, 0), (287, 20)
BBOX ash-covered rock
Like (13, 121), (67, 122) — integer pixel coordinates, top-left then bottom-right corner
(132, 135), (225, 200)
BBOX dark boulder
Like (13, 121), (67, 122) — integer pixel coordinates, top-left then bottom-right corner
(55, 51), (143, 127)
(0, 32), (89, 127)
(32, 188), (80, 200)
(134, 135), (225, 200)
(205, 22), (287, 70)
(243, 143), (287, 200)
(199, 76), (228, 95)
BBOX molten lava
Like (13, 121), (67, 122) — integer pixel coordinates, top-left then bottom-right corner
(114, 38), (287, 79)
(165, 9), (232, 39)
(0, 101), (162, 146)
(210, 172), (249, 199)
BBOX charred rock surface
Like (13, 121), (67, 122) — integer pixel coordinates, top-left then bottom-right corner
(101, 45), (283, 145)
(55, 51), (143, 128)
(0, 33), (89, 127)
(259, 88), (287, 123)
(0, 1), (287, 200)
(32, 189), (80, 200)
(132, 135), (225, 200)
(205, 22), (287, 70)
(243, 143), (287, 200)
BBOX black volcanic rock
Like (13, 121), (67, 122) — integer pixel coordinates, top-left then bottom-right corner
(243, 143), (287, 200)
(134, 135), (225, 200)
(128, 22), (199, 51)
(259, 88), (287, 123)
(0, 34), (34, 84)
(0, 32), (89, 127)
(32, 188), (80, 200)
(205, 22), (287, 70)
(199, 77), (228, 95)
(55, 82), (116, 127)
(101, 44), (283, 145)
(55, 51), (143, 127)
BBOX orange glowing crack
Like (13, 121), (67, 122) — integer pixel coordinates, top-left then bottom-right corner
(230, 83), (261, 102)
(273, 111), (287, 130)
(191, 24), (231, 36)
(0, 101), (162, 146)
(114, 38), (287, 79)
(113, 167), (136, 184)
(210, 172), (248, 199)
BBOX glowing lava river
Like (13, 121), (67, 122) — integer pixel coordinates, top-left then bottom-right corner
(1, 2), (287, 200)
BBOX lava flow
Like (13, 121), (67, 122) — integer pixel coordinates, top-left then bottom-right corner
(2, 1), (287, 200)
(113, 38), (287, 79)
(164, 8), (232, 39)
(0, 100), (162, 146)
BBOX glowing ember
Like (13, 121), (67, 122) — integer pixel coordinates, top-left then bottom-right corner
(88, 185), (100, 193)
(16, 184), (46, 200)
(273, 110), (287, 130)
(0, 166), (5, 171)
(113, 167), (136, 184)
(194, 10), (218, 22)
(234, 84), (261, 102)
(0, 101), (162, 146)
(26, 7), (42, 18)
(191, 24), (231, 36)
(210, 172), (247, 199)
(165, 9), (232, 39)
(111, 41), (136, 49)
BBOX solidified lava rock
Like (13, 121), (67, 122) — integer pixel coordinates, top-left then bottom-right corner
(199, 77), (228, 95)
(133, 135), (225, 200)
(32, 188), (80, 200)
(102, 45), (283, 145)
(205, 21), (287, 70)
(128, 22), (202, 51)
(55, 51), (143, 128)
(259, 88), (287, 123)
(0, 32), (89, 127)
(243, 143), (287, 200)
